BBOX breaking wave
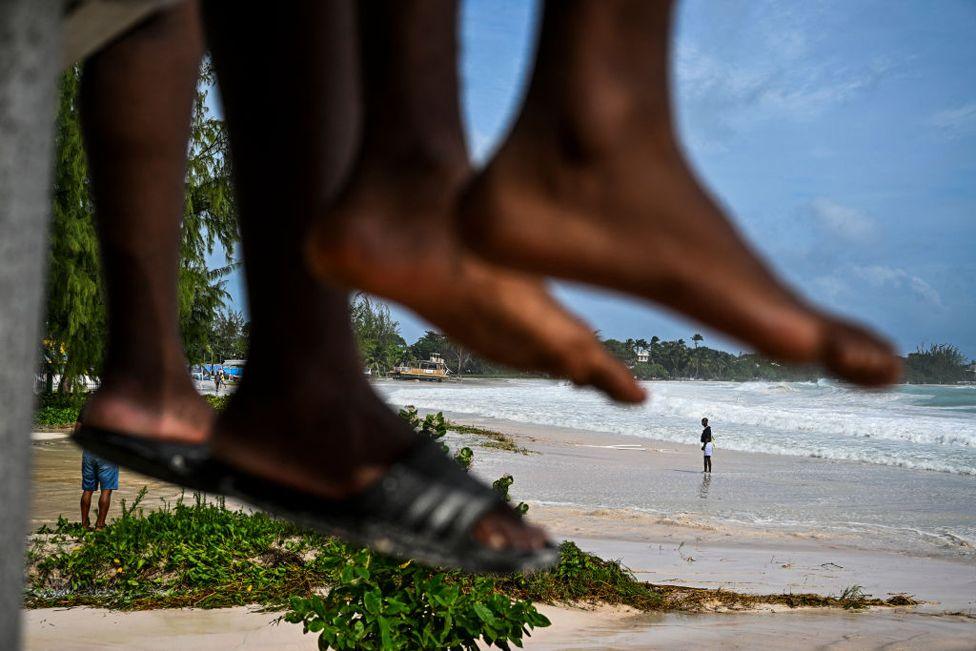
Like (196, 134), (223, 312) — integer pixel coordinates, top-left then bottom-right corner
(379, 379), (976, 476)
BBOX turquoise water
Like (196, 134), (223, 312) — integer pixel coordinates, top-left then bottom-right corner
(901, 384), (976, 412)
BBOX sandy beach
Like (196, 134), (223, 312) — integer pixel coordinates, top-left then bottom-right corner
(24, 384), (976, 650)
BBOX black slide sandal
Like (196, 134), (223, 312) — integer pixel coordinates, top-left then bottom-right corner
(72, 425), (220, 494)
(213, 438), (559, 573)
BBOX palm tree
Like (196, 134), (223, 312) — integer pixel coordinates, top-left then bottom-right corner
(692, 333), (704, 379)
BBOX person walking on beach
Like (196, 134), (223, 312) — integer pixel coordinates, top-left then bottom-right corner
(80, 450), (119, 530)
(213, 368), (223, 395)
(703, 440), (713, 473)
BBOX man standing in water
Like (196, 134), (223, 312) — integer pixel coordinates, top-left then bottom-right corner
(80, 450), (119, 530)
(700, 418), (712, 446)
(700, 418), (713, 473)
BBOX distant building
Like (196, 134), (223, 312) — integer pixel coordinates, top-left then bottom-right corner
(635, 348), (649, 364)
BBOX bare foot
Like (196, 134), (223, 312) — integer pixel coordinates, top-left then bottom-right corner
(213, 371), (548, 552)
(305, 158), (645, 404)
(458, 1), (899, 386)
(203, 0), (551, 556)
(82, 360), (214, 444)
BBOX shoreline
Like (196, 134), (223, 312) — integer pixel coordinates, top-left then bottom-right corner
(377, 378), (976, 477)
(433, 414), (976, 613)
(415, 402), (976, 560)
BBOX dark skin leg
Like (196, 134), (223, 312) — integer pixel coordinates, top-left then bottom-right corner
(461, 0), (900, 387)
(79, 0), (213, 443)
(80, 490), (93, 529)
(305, 0), (642, 404)
(202, 0), (543, 552)
(95, 490), (112, 529)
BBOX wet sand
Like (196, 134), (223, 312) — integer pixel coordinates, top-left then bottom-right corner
(29, 433), (248, 528)
(25, 425), (976, 649)
(445, 416), (976, 611)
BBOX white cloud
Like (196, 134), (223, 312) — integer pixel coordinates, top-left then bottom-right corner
(929, 102), (976, 137)
(673, 4), (898, 135)
(810, 275), (850, 301)
(810, 198), (877, 242)
(852, 265), (944, 308)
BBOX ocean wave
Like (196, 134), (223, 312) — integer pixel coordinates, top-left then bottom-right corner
(379, 379), (976, 476)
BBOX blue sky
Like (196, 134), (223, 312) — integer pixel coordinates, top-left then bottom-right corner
(217, 0), (976, 358)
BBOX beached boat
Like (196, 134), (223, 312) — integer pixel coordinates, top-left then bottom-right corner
(391, 354), (449, 382)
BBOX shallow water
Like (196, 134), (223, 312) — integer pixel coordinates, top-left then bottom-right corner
(377, 379), (976, 557)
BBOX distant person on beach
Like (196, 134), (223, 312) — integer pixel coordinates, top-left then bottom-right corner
(700, 418), (713, 446)
(703, 440), (713, 473)
(80, 450), (119, 530)
(213, 369), (222, 395)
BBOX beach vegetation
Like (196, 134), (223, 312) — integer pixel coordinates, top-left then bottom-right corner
(448, 422), (531, 455)
(41, 61), (240, 393)
(32, 393), (232, 429)
(204, 394), (231, 411)
(24, 500), (914, 615)
(32, 391), (91, 428)
(838, 584), (868, 609)
(504, 541), (662, 610)
(285, 552), (549, 650)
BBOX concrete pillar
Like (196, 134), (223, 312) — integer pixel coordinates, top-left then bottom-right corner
(0, 0), (62, 647)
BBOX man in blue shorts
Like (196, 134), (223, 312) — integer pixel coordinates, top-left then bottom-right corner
(81, 450), (119, 530)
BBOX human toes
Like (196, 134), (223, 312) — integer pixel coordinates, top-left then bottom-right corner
(823, 320), (901, 387)
(472, 512), (549, 553)
(563, 341), (646, 404)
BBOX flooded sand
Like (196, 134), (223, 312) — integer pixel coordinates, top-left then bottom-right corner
(29, 435), (229, 528)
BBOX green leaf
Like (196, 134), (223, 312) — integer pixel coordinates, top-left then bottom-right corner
(363, 589), (382, 615)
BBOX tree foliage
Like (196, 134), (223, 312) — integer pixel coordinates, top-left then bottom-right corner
(177, 60), (239, 364)
(602, 336), (824, 382)
(904, 344), (969, 384)
(351, 294), (408, 374)
(43, 63), (239, 386)
(44, 68), (105, 391)
(206, 309), (249, 363)
(351, 303), (972, 385)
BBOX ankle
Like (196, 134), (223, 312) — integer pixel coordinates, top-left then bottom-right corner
(358, 138), (469, 190)
(102, 345), (193, 386)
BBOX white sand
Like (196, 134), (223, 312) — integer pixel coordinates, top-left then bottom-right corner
(31, 432), (68, 441)
(24, 604), (975, 650)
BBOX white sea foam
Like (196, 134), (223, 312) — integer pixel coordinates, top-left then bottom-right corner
(378, 379), (976, 476)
